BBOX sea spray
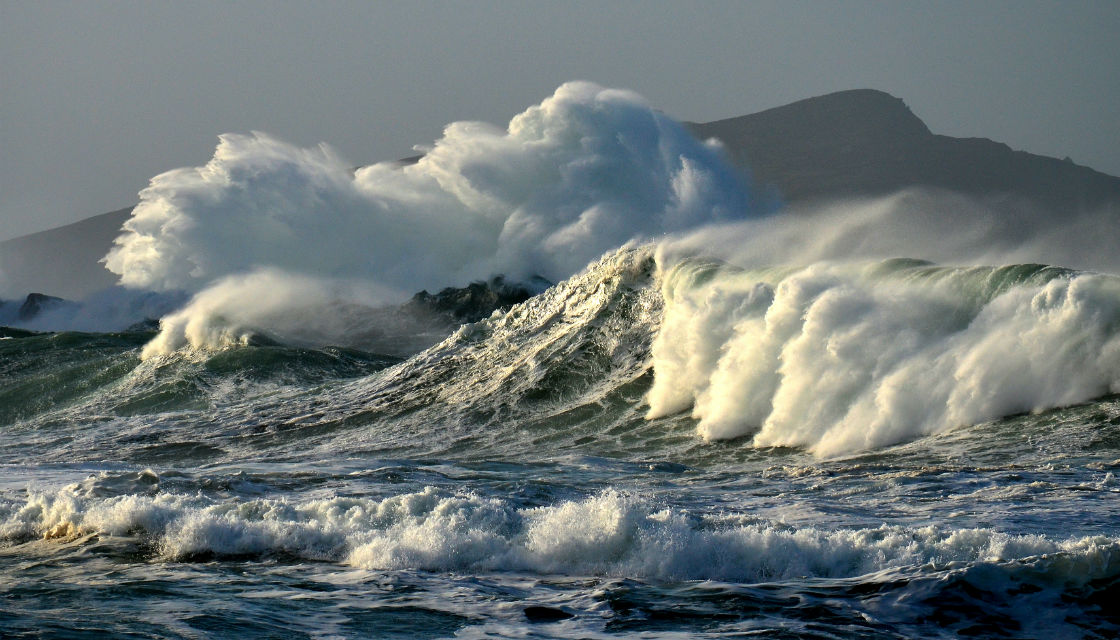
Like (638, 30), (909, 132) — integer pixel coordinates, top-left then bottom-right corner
(656, 188), (1120, 277)
(647, 257), (1120, 456)
(138, 269), (401, 358)
(6, 479), (1117, 586)
(105, 82), (752, 353)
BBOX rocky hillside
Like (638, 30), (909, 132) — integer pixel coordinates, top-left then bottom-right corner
(687, 89), (1120, 209)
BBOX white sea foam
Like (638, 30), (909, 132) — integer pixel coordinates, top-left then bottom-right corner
(105, 82), (751, 354)
(3, 483), (1116, 586)
(647, 258), (1120, 456)
(138, 269), (398, 358)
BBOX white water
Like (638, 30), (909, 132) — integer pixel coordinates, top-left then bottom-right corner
(6, 478), (1117, 586)
(104, 82), (752, 354)
(647, 258), (1120, 456)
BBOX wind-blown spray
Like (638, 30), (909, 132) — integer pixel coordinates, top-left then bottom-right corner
(104, 82), (752, 353)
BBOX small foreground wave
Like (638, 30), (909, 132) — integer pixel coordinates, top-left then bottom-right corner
(4, 479), (1117, 587)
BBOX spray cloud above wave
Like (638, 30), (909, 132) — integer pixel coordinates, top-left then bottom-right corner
(104, 82), (752, 297)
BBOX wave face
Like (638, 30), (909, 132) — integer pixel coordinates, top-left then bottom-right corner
(648, 257), (1120, 456)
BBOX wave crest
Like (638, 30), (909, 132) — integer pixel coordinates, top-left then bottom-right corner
(6, 480), (1116, 586)
(648, 258), (1120, 456)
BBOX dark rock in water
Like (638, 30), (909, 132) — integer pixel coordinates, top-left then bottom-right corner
(523, 606), (574, 622)
(341, 276), (551, 357)
(0, 326), (40, 339)
(243, 333), (283, 347)
(18, 293), (69, 322)
(404, 276), (548, 325)
(123, 317), (162, 333)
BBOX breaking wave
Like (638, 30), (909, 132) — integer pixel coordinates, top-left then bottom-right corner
(310, 247), (1120, 457)
(648, 256), (1120, 456)
(10, 246), (1120, 461)
(5, 477), (1117, 587)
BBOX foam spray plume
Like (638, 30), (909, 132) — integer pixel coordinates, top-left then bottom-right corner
(104, 82), (752, 354)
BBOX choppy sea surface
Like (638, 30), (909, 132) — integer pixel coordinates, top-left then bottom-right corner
(3, 248), (1119, 639)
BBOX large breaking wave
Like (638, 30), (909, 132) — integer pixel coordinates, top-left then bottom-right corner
(331, 248), (1120, 458)
(21, 246), (1120, 460)
(647, 257), (1120, 456)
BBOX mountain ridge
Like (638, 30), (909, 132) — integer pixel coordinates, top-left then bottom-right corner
(686, 88), (1120, 208)
(0, 207), (133, 298)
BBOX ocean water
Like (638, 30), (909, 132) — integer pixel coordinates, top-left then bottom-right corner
(3, 247), (1119, 639)
(4, 81), (1120, 637)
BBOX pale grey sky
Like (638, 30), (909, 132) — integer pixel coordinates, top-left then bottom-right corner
(2, 0), (1118, 241)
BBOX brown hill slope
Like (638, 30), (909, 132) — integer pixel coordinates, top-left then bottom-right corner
(0, 207), (132, 299)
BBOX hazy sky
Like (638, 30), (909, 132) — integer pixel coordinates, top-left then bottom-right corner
(2, 0), (1118, 241)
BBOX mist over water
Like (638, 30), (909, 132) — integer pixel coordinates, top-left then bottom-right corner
(0, 287), (187, 333)
(659, 188), (1120, 276)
